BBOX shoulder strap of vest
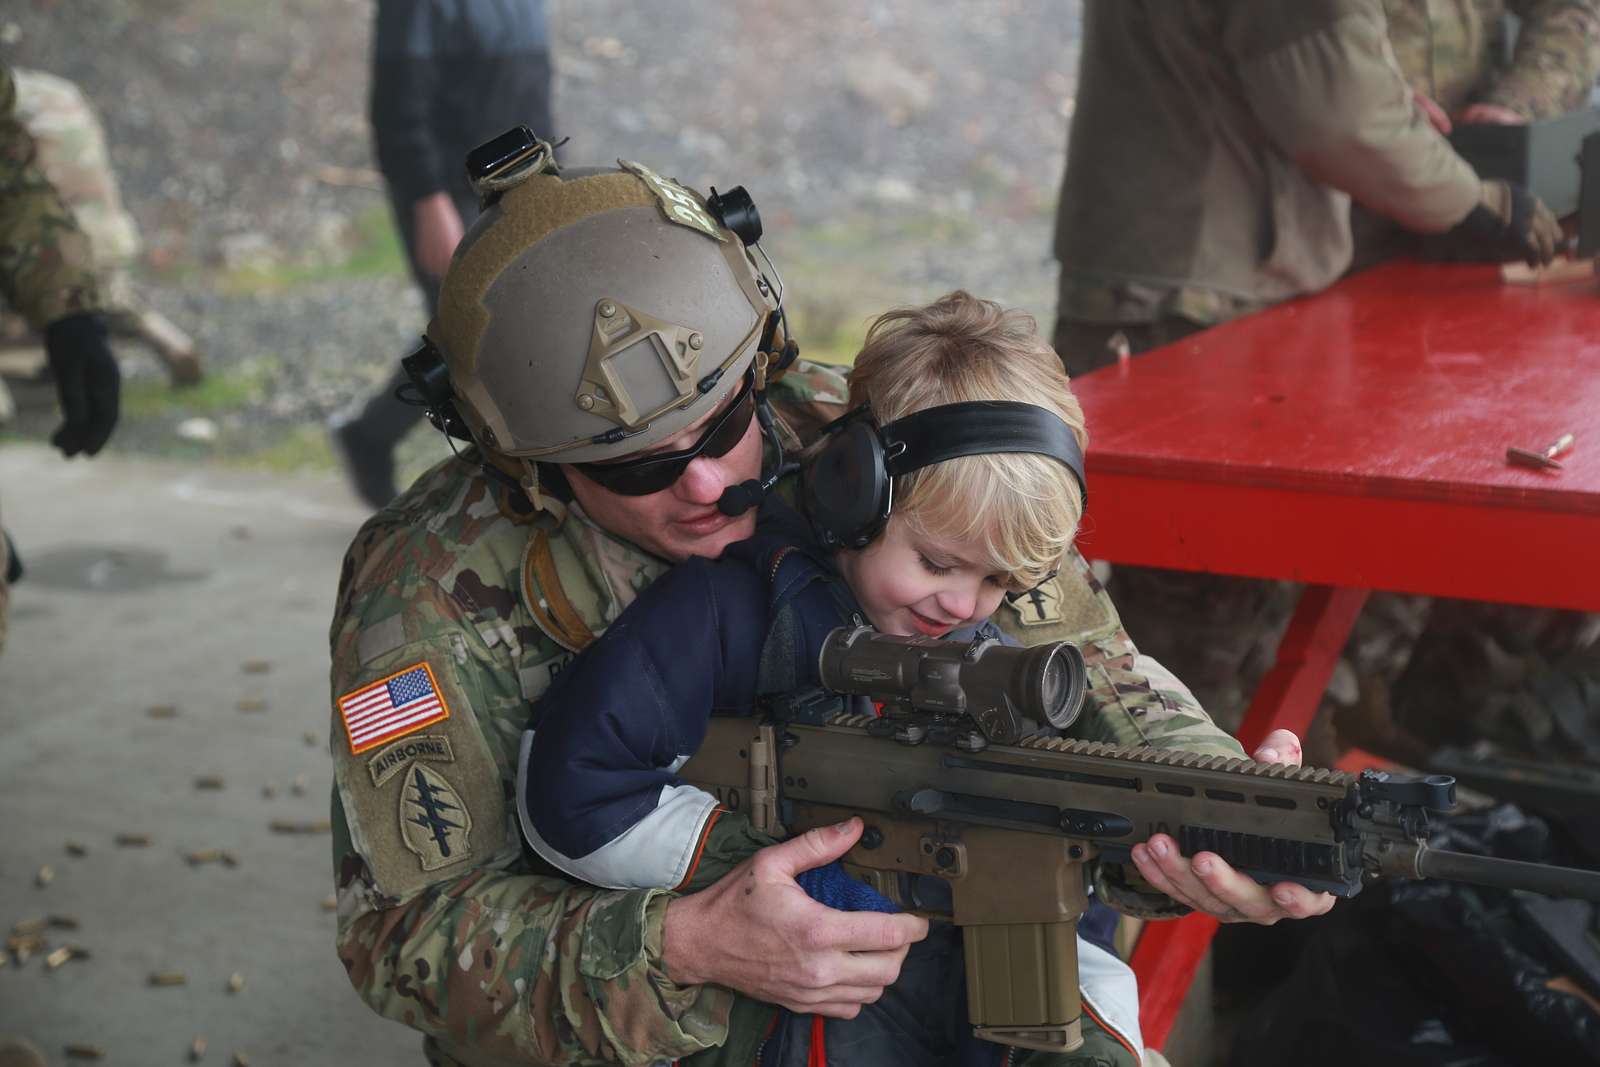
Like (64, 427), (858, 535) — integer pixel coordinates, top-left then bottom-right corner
(521, 527), (597, 653)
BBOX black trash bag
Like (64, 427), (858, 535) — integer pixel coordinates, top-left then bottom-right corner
(1223, 805), (1600, 1067)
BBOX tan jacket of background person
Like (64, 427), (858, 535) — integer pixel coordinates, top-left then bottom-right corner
(1054, 0), (1482, 331)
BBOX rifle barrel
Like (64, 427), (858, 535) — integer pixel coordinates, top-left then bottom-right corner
(1417, 846), (1600, 902)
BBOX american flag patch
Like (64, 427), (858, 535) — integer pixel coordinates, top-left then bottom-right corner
(337, 663), (450, 754)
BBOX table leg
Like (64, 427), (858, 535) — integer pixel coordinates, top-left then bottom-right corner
(1133, 583), (1370, 1050)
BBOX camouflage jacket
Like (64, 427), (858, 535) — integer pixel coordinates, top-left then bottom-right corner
(0, 64), (101, 330)
(1384, 0), (1600, 120)
(328, 362), (1240, 1066)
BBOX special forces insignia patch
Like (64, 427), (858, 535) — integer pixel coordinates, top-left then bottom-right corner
(399, 762), (473, 871)
(1006, 580), (1066, 626)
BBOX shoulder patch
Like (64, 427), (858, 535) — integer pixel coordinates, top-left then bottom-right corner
(1004, 580), (1066, 626)
(398, 761), (474, 872)
(337, 662), (451, 755)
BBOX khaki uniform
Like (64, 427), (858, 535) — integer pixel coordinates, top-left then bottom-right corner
(328, 362), (1241, 1066)
(1052, 0), (1481, 377)
(0, 63), (104, 654)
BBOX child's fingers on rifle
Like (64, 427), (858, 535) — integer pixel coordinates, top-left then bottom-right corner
(1130, 838), (1201, 907)
(1251, 728), (1303, 767)
(1170, 852), (1263, 920)
(1266, 882), (1337, 919)
(1139, 838), (1269, 921)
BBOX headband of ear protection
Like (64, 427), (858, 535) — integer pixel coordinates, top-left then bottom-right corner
(801, 400), (1088, 549)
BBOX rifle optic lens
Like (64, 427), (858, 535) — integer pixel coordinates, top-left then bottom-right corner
(1038, 643), (1087, 730)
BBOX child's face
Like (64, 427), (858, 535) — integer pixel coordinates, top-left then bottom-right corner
(836, 516), (1011, 637)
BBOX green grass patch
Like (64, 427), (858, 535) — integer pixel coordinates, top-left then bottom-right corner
(119, 366), (269, 420)
(217, 203), (405, 295)
(234, 423), (337, 473)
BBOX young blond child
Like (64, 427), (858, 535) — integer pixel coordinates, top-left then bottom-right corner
(518, 292), (1142, 1066)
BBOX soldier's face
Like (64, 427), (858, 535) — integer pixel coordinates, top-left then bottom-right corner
(562, 400), (763, 563)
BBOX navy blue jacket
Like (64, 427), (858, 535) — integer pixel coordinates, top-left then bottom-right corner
(518, 499), (861, 889)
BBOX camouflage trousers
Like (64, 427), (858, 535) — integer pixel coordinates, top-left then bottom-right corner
(1097, 558), (1600, 768)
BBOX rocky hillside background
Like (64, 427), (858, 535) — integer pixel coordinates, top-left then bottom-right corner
(1, 0), (1082, 478)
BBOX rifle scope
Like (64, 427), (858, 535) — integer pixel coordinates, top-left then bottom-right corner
(817, 626), (1087, 743)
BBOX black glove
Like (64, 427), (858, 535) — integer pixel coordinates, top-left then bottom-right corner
(43, 312), (120, 458)
(1436, 179), (1561, 268)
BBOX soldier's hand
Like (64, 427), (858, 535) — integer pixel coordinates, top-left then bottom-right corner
(1130, 729), (1337, 925)
(1438, 180), (1561, 268)
(1457, 103), (1525, 126)
(661, 817), (928, 1017)
(1413, 90), (1451, 136)
(413, 191), (465, 279)
(43, 312), (120, 458)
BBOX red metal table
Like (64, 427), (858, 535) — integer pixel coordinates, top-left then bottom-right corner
(1069, 260), (1600, 1049)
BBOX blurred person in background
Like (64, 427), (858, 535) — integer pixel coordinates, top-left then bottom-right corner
(330, 0), (555, 511)
(0, 62), (121, 663)
(1047, 0), (1567, 729)
(1354, 0), (1600, 263)
(0, 67), (202, 392)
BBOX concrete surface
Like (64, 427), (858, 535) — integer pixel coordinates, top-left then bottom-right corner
(0, 445), (421, 1065)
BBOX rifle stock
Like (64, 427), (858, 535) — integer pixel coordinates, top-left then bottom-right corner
(676, 627), (1600, 1054)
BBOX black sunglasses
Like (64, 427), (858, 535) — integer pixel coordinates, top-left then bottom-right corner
(573, 374), (757, 496)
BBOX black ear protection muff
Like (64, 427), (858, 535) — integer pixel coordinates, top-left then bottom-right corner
(399, 337), (475, 443)
(801, 401), (1088, 550)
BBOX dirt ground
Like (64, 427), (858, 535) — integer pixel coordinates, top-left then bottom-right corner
(0, 445), (417, 1064)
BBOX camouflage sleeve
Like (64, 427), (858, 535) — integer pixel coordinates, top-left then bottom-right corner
(1489, 0), (1600, 119)
(765, 357), (851, 448)
(0, 64), (100, 330)
(329, 529), (733, 1065)
(993, 548), (1245, 761)
(992, 547), (1242, 919)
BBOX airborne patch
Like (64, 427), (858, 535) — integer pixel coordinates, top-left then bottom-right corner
(1006, 580), (1066, 626)
(366, 734), (455, 787)
(398, 762), (473, 871)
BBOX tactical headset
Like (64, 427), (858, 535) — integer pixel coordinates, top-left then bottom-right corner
(801, 401), (1088, 550)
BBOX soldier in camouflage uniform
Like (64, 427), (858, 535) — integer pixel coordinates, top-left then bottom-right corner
(0, 68), (201, 386)
(0, 62), (121, 660)
(329, 134), (1326, 1066)
(1384, 0), (1600, 123)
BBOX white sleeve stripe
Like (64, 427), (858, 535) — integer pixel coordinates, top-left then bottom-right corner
(1077, 935), (1145, 1056)
(515, 730), (720, 890)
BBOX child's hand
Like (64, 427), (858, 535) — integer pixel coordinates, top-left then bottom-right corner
(1128, 730), (1337, 924)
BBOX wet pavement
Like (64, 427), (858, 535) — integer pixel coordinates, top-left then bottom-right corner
(0, 445), (419, 1065)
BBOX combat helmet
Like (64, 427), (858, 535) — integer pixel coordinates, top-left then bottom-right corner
(412, 128), (789, 504)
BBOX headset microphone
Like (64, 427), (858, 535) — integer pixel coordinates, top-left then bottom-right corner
(716, 479), (764, 517)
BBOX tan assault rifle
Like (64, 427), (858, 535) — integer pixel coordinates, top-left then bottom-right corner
(678, 626), (1600, 1054)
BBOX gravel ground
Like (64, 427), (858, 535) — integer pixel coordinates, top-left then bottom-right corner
(1, 0), (1082, 473)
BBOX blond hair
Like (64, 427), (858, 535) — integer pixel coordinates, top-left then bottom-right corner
(846, 291), (1087, 589)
